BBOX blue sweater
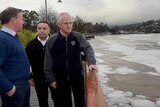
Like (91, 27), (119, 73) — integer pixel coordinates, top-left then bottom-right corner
(0, 30), (30, 92)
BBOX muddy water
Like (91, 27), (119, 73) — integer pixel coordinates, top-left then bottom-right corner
(89, 34), (160, 101)
(108, 74), (160, 99)
(103, 49), (160, 100)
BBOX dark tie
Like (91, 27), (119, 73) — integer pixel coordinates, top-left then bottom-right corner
(15, 34), (18, 38)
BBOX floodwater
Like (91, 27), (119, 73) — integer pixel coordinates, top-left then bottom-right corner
(89, 33), (160, 106)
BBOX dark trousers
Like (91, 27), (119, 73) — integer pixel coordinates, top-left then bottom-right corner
(56, 76), (86, 107)
(34, 79), (59, 107)
(0, 84), (30, 107)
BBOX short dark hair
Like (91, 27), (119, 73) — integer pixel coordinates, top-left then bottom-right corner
(0, 7), (23, 24)
(37, 20), (49, 26)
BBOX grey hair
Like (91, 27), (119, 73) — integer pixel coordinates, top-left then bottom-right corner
(56, 12), (73, 24)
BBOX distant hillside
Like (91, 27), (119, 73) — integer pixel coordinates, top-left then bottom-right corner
(118, 19), (160, 34)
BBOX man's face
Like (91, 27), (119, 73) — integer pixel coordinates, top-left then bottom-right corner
(58, 15), (73, 35)
(37, 23), (50, 39)
(14, 12), (24, 32)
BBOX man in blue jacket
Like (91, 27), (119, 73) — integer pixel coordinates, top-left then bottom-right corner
(44, 12), (98, 107)
(0, 7), (30, 107)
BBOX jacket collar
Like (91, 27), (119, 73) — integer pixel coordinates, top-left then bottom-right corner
(58, 32), (74, 39)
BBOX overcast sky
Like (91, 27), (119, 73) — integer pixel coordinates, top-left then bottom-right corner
(0, 0), (160, 25)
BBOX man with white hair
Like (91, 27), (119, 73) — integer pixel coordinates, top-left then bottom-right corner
(44, 12), (98, 107)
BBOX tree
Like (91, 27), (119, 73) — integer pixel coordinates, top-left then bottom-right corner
(109, 26), (120, 34)
(23, 10), (40, 31)
(73, 16), (86, 33)
(38, 6), (58, 33)
(84, 22), (93, 33)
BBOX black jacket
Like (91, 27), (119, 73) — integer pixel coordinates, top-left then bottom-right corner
(44, 31), (96, 83)
(25, 37), (46, 81)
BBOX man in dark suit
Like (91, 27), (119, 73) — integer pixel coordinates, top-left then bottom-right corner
(26, 21), (59, 107)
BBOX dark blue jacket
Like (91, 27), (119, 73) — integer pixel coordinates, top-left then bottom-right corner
(0, 30), (30, 92)
(44, 31), (96, 83)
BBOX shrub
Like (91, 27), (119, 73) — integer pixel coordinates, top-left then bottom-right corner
(18, 29), (36, 47)
(0, 23), (2, 28)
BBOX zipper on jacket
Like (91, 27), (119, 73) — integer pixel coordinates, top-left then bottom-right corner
(65, 38), (70, 81)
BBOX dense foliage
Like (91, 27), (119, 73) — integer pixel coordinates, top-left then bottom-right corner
(18, 29), (36, 48)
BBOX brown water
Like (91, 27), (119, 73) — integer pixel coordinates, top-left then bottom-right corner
(89, 34), (160, 101)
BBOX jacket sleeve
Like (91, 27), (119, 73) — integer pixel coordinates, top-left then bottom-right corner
(75, 32), (96, 65)
(44, 35), (57, 84)
(0, 39), (14, 92)
(25, 43), (33, 79)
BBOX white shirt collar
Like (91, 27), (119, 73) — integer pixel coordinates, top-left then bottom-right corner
(1, 26), (16, 37)
(37, 36), (49, 46)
